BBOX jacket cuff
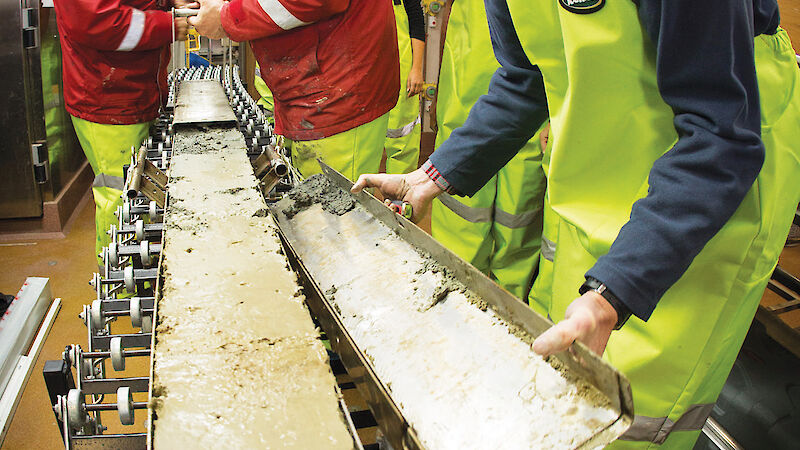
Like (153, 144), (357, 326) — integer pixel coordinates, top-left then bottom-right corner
(136, 9), (173, 50)
(585, 262), (655, 322)
(421, 160), (459, 195)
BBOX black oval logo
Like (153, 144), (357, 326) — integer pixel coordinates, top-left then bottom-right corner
(559, 0), (605, 14)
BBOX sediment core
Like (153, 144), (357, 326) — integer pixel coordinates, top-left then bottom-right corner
(150, 127), (354, 449)
(274, 176), (619, 449)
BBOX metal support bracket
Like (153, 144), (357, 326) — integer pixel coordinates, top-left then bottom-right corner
(127, 147), (167, 208)
(31, 141), (49, 184)
(21, 7), (39, 49)
(253, 145), (288, 195)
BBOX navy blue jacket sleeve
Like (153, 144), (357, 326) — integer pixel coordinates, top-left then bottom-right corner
(587, 0), (766, 320)
(427, 0), (548, 196)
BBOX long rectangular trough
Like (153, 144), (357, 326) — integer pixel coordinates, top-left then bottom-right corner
(269, 166), (634, 449)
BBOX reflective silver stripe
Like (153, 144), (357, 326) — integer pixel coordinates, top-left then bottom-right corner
(116, 9), (146, 51)
(541, 235), (555, 262)
(255, 66), (262, 78)
(438, 193), (492, 223)
(257, 0), (310, 30)
(386, 116), (420, 139)
(93, 174), (125, 191)
(494, 205), (542, 229)
(620, 404), (714, 444)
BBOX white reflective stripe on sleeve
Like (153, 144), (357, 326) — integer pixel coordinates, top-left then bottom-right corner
(116, 9), (146, 51)
(257, 0), (311, 30)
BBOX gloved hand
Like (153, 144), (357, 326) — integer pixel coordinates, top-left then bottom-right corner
(187, 0), (228, 40)
(532, 291), (618, 357)
(351, 168), (443, 223)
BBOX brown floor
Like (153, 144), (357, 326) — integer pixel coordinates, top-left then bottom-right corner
(1, 192), (149, 449)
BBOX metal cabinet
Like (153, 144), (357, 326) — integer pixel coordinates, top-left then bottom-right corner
(0, 3), (84, 219)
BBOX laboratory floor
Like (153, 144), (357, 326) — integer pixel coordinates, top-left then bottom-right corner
(1, 193), (150, 449)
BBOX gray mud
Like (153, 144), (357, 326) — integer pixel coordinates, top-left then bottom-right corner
(152, 124), (355, 449)
(171, 125), (235, 154)
(281, 174), (355, 218)
(415, 256), (487, 311)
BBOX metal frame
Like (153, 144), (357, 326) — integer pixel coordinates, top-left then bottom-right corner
(0, 0), (47, 218)
(1, 291), (61, 444)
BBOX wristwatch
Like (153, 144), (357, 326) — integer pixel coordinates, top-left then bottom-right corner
(579, 277), (631, 330)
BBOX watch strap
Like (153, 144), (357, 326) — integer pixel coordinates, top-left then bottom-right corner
(579, 277), (631, 330)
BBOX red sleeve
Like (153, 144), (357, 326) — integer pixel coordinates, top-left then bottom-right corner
(55, 0), (173, 51)
(221, 0), (349, 42)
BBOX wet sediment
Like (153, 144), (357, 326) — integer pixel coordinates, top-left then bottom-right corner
(274, 177), (618, 449)
(150, 127), (354, 449)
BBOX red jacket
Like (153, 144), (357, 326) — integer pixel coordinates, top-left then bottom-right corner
(222, 0), (399, 140)
(55, 0), (173, 125)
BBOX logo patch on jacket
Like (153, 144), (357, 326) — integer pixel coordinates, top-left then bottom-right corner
(559, 0), (605, 14)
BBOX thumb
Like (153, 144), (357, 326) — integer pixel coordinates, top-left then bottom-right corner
(532, 319), (580, 356)
(351, 175), (371, 193)
(187, 16), (198, 27)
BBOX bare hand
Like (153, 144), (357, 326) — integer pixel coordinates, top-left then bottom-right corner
(173, 0), (199, 7)
(539, 122), (550, 151)
(187, 0), (228, 40)
(351, 168), (443, 223)
(406, 67), (424, 97)
(174, 17), (189, 41)
(532, 291), (618, 357)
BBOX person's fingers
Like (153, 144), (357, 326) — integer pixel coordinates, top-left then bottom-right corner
(351, 175), (372, 193)
(187, 16), (198, 27)
(532, 320), (581, 356)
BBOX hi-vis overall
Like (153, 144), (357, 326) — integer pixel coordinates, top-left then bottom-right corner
(431, 1), (546, 300)
(71, 117), (149, 266)
(507, 0), (800, 447)
(384, 0), (422, 175)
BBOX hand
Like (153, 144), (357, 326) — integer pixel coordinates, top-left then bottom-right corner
(174, 17), (189, 41)
(351, 168), (443, 223)
(173, 0), (199, 7)
(532, 291), (618, 357)
(406, 67), (424, 97)
(539, 122), (550, 151)
(187, 0), (228, 39)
